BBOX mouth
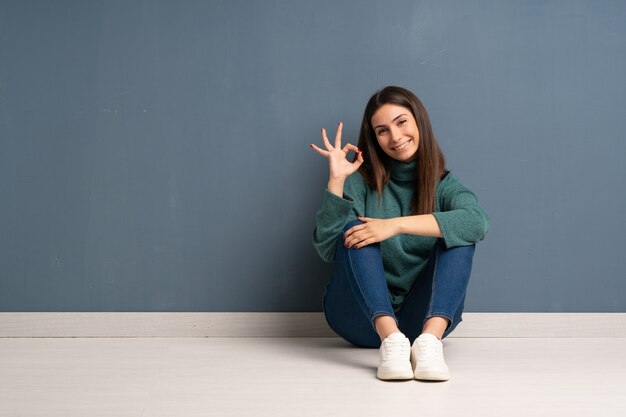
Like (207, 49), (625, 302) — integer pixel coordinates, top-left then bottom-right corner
(392, 139), (412, 151)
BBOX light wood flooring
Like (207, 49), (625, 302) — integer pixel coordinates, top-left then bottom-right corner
(1, 337), (625, 417)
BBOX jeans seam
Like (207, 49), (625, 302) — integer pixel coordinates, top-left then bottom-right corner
(346, 247), (375, 320)
(425, 241), (457, 329)
(425, 240), (440, 320)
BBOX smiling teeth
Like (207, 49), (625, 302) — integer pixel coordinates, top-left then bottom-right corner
(393, 140), (410, 151)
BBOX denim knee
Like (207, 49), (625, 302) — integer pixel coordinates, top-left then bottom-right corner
(342, 219), (364, 233)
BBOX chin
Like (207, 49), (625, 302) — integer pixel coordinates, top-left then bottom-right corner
(406, 152), (418, 162)
(395, 151), (418, 163)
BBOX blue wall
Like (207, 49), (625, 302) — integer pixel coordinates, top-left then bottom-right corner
(1, 0), (625, 312)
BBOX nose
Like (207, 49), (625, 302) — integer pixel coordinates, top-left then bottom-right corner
(390, 126), (403, 142)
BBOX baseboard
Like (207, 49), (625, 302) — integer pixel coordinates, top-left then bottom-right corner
(0, 312), (624, 338)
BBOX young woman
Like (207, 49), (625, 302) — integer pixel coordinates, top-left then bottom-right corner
(310, 86), (489, 381)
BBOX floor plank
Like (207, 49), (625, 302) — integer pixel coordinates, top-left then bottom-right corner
(0, 337), (624, 417)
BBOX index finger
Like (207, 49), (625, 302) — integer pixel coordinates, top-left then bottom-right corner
(334, 122), (343, 148)
(344, 223), (365, 238)
(321, 128), (333, 150)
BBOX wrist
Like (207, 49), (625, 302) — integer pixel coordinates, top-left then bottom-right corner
(392, 217), (405, 236)
(327, 177), (345, 198)
(328, 175), (346, 183)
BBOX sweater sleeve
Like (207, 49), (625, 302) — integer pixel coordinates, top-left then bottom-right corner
(312, 174), (366, 262)
(432, 173), (490, 248)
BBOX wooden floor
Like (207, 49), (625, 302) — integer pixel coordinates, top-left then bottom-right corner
(1, 337), (625, 417)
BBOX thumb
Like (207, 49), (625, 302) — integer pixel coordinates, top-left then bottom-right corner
(353, 150), (364, 167)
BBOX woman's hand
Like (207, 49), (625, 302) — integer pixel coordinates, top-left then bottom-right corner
(343, 216), (401, 249)
(310, 122), (364, 180)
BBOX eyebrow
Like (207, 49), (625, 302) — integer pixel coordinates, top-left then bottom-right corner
(373, 114), (407, 129)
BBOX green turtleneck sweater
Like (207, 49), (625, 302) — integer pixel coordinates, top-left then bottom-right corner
(312, 159), (489, 309)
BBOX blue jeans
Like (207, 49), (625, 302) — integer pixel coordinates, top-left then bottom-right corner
(323, 220), (476, 348)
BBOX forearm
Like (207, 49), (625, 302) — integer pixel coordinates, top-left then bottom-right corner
(327, 177), (345, 198)
(395, 214), (443, 238)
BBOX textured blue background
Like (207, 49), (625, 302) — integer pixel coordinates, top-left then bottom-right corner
(1, 0), (625, 311)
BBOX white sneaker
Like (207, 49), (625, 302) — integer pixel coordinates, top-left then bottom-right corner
(377, 332), (414, 380)
(411, 333), (450, 381)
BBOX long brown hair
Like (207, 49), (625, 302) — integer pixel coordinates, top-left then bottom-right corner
(355, 86), (447, 215)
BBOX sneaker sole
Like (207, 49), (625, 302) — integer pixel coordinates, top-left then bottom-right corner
(377, 368), (414, 381)
(414, 369), (450, 381)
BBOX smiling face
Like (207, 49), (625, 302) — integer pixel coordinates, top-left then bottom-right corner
(371, 103), (420, 163)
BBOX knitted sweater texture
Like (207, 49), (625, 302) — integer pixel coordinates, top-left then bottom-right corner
(312, 158), (489, 308)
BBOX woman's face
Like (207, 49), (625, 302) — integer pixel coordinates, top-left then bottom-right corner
(371, 103), (419, 163)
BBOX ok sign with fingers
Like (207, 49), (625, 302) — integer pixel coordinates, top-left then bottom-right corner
(310, 122), (364, 181)
(310, 122), (405, 250)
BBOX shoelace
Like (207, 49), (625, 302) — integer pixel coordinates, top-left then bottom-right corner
(383, 338), (408, 359)
(416, 339), (443, 361)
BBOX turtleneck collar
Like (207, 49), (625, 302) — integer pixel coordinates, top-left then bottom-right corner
(389, 158), (418, 182)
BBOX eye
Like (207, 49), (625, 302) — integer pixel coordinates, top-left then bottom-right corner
(377, 128), (387, 135)
(398, 120), (406, 126)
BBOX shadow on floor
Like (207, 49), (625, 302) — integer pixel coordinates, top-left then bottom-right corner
(288, 337), (378, 373)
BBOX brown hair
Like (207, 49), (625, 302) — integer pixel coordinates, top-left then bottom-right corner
(355, 86), (447, 215)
